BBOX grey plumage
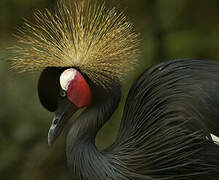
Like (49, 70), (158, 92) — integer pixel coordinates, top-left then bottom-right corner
(66, 59), (219, 179)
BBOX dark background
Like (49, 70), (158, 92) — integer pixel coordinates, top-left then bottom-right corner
(1, 0), (219, 179)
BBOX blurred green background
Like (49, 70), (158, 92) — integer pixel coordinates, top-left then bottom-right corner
(1, 0), (219, 179)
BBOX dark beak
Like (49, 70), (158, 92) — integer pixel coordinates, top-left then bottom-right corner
(48, 99), (78, 145)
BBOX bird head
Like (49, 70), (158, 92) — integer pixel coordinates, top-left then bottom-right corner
(11, 0), (140, 145)
(38, 67), (92, 145)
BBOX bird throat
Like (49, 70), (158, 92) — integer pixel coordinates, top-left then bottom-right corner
(65, 83), (122, 179)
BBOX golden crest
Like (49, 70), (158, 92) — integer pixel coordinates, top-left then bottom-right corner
(12, 0), (140, 88)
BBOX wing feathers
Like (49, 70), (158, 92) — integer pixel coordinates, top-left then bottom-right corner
(110, 59), (219, 179)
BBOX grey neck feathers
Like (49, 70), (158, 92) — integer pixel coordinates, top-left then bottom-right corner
(66, 85), (121, 180)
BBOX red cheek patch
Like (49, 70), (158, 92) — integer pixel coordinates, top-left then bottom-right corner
(67, 72), (92, 108)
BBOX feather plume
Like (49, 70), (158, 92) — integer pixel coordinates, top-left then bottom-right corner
(11, 0), (140, 88)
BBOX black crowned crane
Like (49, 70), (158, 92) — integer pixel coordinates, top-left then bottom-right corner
(12, 0), (219, 179)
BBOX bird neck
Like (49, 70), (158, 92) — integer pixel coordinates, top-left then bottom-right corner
(66, 84), (121, 179)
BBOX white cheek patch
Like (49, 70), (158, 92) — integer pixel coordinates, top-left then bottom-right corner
(60, 68), (77, 91)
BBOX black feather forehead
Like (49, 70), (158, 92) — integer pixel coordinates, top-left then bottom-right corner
(11, 0), (140, 88)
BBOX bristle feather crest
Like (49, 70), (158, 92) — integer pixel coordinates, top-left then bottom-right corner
(11, 0), (140, 88)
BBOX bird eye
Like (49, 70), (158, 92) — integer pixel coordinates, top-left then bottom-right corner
(53, 118), (58, 125)
(60, 90), (66, 97)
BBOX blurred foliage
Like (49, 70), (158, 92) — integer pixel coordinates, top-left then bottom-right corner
(0, 0), (219, 179)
